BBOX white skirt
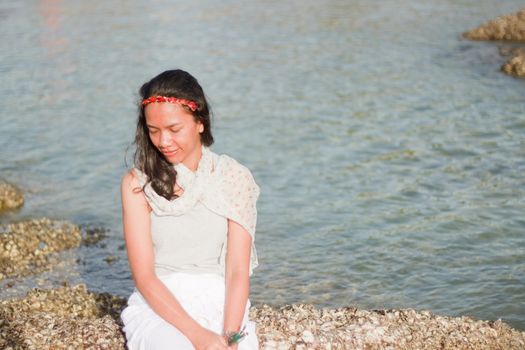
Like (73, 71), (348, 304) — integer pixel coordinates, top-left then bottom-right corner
(121, 272), (259, 350)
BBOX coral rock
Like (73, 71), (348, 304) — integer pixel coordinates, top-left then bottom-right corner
(0, 182), (24, 212)
(463, 8), (525, 41)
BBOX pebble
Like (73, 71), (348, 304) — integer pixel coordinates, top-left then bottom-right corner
(302, 330), (314, 343)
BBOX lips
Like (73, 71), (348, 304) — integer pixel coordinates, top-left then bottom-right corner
(161, 149), (179, 156)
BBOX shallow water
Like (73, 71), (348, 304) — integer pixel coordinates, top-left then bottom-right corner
(1, 0), (524, 330)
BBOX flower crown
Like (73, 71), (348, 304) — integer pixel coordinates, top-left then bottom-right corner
(142, 95), (198, 112)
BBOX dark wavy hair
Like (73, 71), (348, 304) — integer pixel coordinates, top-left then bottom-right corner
(134, 69), (214, 200)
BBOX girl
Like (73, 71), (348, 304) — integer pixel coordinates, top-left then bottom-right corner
(120, 69), (260, 350)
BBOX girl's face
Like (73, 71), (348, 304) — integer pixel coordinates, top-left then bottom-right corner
(144, 102), (204, 170)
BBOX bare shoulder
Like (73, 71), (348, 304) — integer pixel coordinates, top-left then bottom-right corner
(121, 169), (151, 212)
(121, 169), (141, 191)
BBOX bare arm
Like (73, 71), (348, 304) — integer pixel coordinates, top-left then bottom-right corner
(121, 171), (227, 349)
(223, 219), (252, 346)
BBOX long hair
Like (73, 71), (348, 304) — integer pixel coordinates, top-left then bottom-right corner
(134, 69), (214, 200)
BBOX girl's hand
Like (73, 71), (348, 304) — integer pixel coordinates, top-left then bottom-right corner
(189, 327), (229, 350)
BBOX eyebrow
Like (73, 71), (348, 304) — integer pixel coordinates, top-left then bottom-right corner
(146, 122), (182, 129)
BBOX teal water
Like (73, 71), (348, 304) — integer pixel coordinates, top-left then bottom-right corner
(0, 0), (524, 330)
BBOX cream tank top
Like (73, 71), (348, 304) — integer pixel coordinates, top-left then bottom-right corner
(151, 202), (228, 276)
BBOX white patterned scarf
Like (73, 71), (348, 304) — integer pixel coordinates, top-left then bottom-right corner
(133, 146), (260, 275)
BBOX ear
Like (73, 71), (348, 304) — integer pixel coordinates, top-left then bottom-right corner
(198, 122), (204, 133)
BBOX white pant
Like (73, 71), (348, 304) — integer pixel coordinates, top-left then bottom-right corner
(121, 272), (259, 350)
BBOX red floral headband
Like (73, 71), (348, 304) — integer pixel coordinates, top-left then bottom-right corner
(142, 95), (198, 112)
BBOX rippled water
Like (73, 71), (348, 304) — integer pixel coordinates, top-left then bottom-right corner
(1, 0), (524, 330)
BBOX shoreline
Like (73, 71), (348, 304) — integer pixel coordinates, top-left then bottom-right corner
(1, 187), (525, 348)
(1, 283), (524, 349)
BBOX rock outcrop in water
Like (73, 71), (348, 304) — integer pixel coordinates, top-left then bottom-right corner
(463, 8), (525, 41)
(501, 47), (525, 77)
(1, 284), (524, 350)
(463, 8), (525, 77)
(0, 182), (24, 212)
(0, 218), (81, 280)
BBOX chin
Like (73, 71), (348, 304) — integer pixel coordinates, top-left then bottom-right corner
(165, 156), (181, 164)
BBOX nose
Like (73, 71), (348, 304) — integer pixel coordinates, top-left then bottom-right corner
(159, 131), (172, 148)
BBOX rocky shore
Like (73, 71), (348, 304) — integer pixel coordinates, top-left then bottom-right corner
(1, 184), (524, 349)
(0, 284), (125, 349)
(1, 284), (524, 350)
(0, 218), (82, 280)
(463, 7), (525, 77)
